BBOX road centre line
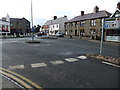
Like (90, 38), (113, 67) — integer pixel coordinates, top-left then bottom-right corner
(0, 68), (43, 89)
(65, 58), (79, 62)
(50, 60), (64, 65)
(31, 63), (47, 68)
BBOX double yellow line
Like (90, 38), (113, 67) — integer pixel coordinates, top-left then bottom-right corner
(0, 68), (44, 90)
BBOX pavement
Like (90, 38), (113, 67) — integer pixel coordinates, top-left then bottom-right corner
(1, 76), (21, 89)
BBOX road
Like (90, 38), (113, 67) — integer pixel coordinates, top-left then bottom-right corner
(1, 37), (119, 88)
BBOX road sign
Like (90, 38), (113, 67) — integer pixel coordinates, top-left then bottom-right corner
(104, 24), (109, 28)
(31, 27), (36, 32)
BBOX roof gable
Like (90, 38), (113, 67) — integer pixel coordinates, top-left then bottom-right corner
(111, 9), (120, 18)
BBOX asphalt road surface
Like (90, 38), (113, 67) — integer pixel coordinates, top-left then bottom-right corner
(1, 37), (119, 88)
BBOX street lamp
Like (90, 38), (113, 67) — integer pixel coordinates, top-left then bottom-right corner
(31, 0), (35, 40)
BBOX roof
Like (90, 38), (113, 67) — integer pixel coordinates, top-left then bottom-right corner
(10, 18), (30, 22)
(67, 10), (111, 22)
(111, 8), (120, 18)
(44, 16), (68, 25)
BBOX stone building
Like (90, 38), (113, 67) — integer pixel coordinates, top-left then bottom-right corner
(10, 17), (31, 36)
(65, 6), (111, 40)
(104, 1), (120, 42)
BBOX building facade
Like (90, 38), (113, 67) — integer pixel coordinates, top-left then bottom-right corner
(0, 14), (10, 35)
(43, 16), (68, 35)
(104, 1), (120, 42)
(10, 17), (31, 36)
(65, 6), (111, 40)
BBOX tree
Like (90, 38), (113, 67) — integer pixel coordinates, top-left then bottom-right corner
(36, 24), (41, 32)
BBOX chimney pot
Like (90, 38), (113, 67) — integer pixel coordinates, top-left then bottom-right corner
(81, 11), (84, 16)
(53, 16), (57, 20)
(117, 1), (120, 10)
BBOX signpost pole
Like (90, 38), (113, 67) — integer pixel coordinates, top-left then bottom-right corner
(100, 18), (105, 56)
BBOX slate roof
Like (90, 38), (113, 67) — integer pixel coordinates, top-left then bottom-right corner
(10, 18), (30, 22)
(44, 16), (68, 25)
(67, 10), (111, 23)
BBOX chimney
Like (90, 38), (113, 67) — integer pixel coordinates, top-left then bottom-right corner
(81, 11), (84, 16)
(64, 15), (67, 17)
(53, 16), (57, 20)
(117, 1), (120, 10)
(94, 6), (99, 13)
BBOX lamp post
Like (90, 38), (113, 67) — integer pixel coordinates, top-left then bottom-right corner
(31, 0), (35, 40)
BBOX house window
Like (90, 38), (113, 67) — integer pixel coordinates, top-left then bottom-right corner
(75, 22), (77, 27)
(80, 21), (85, 27)
(2, 25), (5, 31)
(100, 19), (102, 26)
(56, 24), (59, 28)
(90, 20), (96, 26)
(69, 23), (73, 27)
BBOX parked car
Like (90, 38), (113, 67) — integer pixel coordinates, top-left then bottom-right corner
(55, 32), (64, 37)
(37, 32), (45, 36)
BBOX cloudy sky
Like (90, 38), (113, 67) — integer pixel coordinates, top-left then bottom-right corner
(0, 0), (119, 25)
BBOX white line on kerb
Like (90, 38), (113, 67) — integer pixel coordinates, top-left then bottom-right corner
(31, 63), (47, 68)
(65, 58), (79, 62)
(102, 61), (120, 67)
(50, 60), (64, 65)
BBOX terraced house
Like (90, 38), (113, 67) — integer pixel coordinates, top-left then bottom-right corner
(65, 6), (111, 40)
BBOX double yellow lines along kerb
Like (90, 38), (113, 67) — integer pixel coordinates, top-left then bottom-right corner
(0, 68), (44, 90)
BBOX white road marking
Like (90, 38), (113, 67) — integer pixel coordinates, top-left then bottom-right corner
(33, 44), (40, 46)
(102, 61), (120, 67)
(77, 55), (87, 60)
(31, 63), (47, 68)
(65, 58), (79, 62)
(8, 65), (24, 70)
(50, 60), (64, 65)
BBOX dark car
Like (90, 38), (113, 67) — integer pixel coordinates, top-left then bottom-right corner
(37, 32), (45, 36)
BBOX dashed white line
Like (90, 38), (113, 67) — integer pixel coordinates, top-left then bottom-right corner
(31, 63), (47, 68)
(77, 55), (87, 60)
(102, 61), (120, 67)
(50, 60), (64, 65)
(65, 58), (79, 62)
(8, 65), (24, 70)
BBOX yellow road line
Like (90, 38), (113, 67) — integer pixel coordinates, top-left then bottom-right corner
(0, 70), (32, 88)
(0, 68), (44, 90)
